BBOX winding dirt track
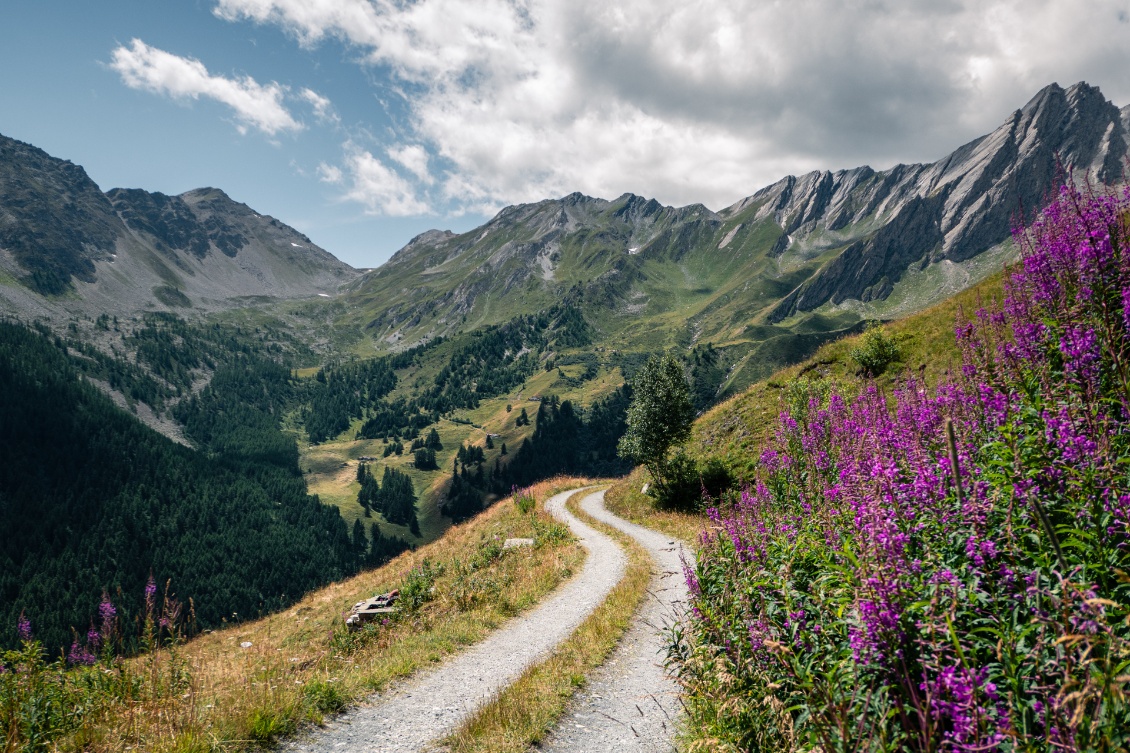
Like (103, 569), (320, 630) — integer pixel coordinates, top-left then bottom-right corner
(277, 488), (686, 752)
(537, 492), (689, 753)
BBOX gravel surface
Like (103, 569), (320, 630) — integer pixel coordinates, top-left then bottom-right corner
(537, 492), (689, 753)
(278, 487), (625, 753)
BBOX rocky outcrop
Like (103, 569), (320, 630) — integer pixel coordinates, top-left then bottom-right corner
(0, 136), (124, 294)
(765, 82), (1128, 320)
(0, 133), (359, 315)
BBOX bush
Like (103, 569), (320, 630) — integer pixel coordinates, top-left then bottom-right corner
(399, 559), (443, 614)
(650, 450), (734, 511)
(849, 320), (901, 375)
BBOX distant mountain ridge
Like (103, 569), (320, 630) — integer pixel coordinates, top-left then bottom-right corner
(760, 81), (1127, 319)
(347, 82), (1128, 376)
(0, 134), (358, 318)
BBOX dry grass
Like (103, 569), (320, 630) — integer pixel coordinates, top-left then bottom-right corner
(62, 477), (592, 753)
(444, 487), (653, 753)
(603, 467), (709, 546)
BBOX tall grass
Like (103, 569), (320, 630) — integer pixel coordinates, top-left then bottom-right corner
(1, 580), (192, 753)
(2, 478), (588, 753)
(676, 184), (1130, 751)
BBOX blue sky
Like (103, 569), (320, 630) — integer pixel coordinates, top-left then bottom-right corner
(2, 1), (1129, 268)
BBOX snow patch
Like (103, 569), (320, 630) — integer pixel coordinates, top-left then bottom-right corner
(291, 242), (303, 248)
(318, 293), (330, 297)
(627, 246), (640, 255)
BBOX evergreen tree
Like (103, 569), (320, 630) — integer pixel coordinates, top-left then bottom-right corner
(352, 519), (368, 559)
(378, 467), (420, 535)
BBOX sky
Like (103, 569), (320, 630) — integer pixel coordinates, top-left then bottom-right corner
(2, 1), (1129, 268)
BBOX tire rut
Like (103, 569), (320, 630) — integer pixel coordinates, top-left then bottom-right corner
(537, 492), (689, 752)
(278, 487), (624, 753)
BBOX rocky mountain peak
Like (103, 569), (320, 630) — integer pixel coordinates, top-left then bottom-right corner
(763, 81), (1128, 320)
(0, 132), (358, 314)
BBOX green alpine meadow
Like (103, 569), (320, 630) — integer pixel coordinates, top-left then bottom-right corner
(2, 10), (1130, 749)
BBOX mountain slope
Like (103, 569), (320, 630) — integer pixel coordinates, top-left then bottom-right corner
(0, 320), (356, 653)
(343, 82), (1127, 393)
(0, 133), (359, 318)
(765, 81), (1126, 318)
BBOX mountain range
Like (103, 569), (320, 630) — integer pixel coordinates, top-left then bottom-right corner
(2, 79), (1128, 652)
(0, 134), (357, 321)
(342, 81), (1128, 389)
(3, 82), (1126, 379)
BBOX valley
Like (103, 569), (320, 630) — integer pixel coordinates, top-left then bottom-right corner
(3, 78), (1130, 753)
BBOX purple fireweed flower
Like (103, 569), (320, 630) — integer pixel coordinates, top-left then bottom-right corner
(99, 593), (117, 644)
(145, 575), (158, 607)
(16, 612), (31, 642)
(682, 181), (1130, 751)
(67, 639), (96, 666)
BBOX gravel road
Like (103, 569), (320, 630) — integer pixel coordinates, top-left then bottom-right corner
(279, 487), (626, 753)
(536, 492), (689, 753)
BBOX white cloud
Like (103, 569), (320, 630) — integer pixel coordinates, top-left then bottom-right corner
(214, 0), (1130, 213)
(109, 38), (303, 136)
(317, 162), (343, 183)
(388, 145), (432, 184)
(337, 145), (431, 216)
(300, 87), (339, 124)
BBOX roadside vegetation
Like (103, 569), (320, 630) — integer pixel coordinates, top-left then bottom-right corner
(0, 479), (587, 753)
(610, 183), (1130, 750)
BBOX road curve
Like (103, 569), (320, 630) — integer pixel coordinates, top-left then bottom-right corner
(279, 487), (625, 753)
(538, 492), (689, 752)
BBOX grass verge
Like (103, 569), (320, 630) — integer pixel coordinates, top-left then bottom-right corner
(443, 486), (654, 753)
(30, 477), (590, 753)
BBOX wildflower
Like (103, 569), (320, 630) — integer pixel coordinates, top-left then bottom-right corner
(145, 575), (158, 613)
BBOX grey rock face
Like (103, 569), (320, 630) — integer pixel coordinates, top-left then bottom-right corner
(764, 82), (1128, 320)
(0, 133), (359, 316)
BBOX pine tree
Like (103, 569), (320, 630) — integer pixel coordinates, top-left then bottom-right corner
(352, 519), (368, 559)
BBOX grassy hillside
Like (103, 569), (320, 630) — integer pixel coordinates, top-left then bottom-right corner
(1, 479), (591, 753)
(611, 185), (1130, 750)
(606, 269), (1008, 537)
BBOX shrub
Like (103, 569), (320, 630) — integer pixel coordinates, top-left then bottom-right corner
(650, 451), (734, 511)
(849, 320), (902, 375)
(399, 559), (443, 614)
